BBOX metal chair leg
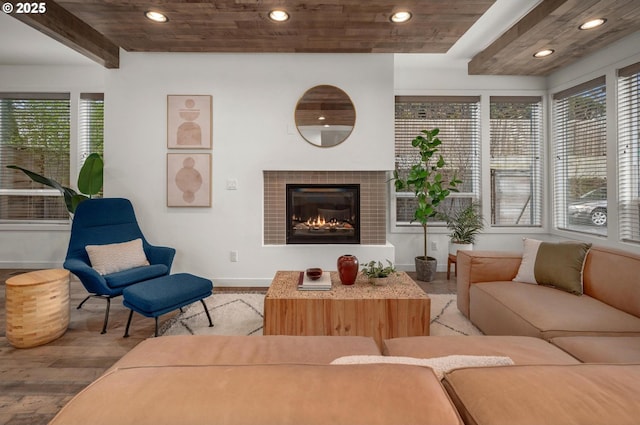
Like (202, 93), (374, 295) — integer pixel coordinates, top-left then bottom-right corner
(154, 317), (159, 337)
(100, 297), (111, 334)
(77, 295), (91, 310)
(77, 295), (115, 334)
(123, 310), (134, 338)
(201, 299), (214, 328)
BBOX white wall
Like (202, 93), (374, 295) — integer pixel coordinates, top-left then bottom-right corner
(104, 52), (395, 285)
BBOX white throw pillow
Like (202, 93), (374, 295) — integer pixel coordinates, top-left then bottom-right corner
(330, 355), (514, 380)
(512, 237), (542, 284)
(86, 238), (150, 275)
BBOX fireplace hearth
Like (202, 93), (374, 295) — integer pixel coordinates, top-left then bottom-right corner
(286, 184), (360, 244)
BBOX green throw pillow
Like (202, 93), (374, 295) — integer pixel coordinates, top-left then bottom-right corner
(513, 238), (592, 295)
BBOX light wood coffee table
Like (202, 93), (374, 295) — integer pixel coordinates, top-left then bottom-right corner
(263, 271), (430, 348)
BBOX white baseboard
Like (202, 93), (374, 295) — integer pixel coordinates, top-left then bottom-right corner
(213, 277), (272, 288)
(0, 261), (63, 269)
(396, 263), (446, 272)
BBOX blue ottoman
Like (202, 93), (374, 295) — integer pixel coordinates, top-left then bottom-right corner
(122, 273), (213, 337)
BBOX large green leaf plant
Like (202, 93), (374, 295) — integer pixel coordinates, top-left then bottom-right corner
(393, 128), (461, 259)
(7, 153), (103, 214)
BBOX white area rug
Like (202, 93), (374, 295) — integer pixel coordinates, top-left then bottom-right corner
(429, 294), (483, 336)
(159, 292), (482, 337)
(159, 293), (265, 336)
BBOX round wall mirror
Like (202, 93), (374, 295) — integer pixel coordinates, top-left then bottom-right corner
(294, 85), (356, 147)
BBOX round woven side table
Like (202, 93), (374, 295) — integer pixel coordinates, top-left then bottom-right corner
(5, 269), (70, 348)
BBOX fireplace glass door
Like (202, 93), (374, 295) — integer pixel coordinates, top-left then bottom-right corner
(286, 184), (360, 244)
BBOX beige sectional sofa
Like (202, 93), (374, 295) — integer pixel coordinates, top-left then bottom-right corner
(50, 334), (640, 425)
(457, 245), (640, 343)
(48, 245), (640, 425)
(384, 336), (640, 425)
(50, 335), (464, 425)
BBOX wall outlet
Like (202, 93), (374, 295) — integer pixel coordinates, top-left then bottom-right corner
(226, 179), (238, 190)
(431, 241), (438, 251)
(230, 250), (239, 262)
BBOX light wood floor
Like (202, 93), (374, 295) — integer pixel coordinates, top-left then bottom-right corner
(0, 269), (454, 424)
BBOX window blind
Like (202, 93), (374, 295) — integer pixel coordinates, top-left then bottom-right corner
(618, 62), (640, 243)
(490, 96), (543, 226)
(79, 93), (104, 164)
(394, 96), (481, 225)
(552, 77), (607, 235)
(0, 93), (71, 223)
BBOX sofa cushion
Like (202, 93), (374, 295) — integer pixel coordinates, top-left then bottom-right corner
(51, 364), (464, 425)
(383, 336), (580, 364)
(86, 238), (150, 275)
(110, 335), (382, 371)
(583, 246), (640, 318)
(456, 250), (523, 318)
(442, 364), (640, 425)
(470, 281), (640, 339)
(551, 336), (640, 363)
(513, 238), (591, 295)
(104, 264), (168, 288)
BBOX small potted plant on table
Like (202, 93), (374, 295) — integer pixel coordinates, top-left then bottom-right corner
(361, 260), (398, 286)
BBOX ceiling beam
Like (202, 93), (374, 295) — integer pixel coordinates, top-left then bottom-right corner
(11, 0), (119, 68)
(468, 0), (569, 75)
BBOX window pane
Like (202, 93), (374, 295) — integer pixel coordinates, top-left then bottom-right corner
(618, 63), (640, 243)
(394, 97), (481, 226)
(396, 196), (418, 224)
(79, 93), (104, 162)
(0, 94), (71, 222)
(79, 93), (104, 197)
(490, 97), (543, 226)
(553, 78), (607, 235)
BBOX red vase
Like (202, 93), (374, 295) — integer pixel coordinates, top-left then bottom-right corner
(337, 254), (359, 285)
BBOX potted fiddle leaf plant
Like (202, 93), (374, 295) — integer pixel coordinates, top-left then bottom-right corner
(7, 152), (103, 215)
(392, 128), (461, 282)
(441, 202), (484, 255)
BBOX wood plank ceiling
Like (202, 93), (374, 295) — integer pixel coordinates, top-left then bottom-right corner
(10, 0), (640, 75)
(53, 0), (495, 55)
(469, 0), (640, 76)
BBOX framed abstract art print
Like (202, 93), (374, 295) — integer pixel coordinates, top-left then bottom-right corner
(167, 153), (211, 207)
(167, 95), (212, 149)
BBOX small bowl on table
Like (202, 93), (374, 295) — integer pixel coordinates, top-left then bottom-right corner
(306, 268), (323, 280)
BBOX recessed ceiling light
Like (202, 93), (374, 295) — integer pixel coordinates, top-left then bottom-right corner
(145, 10), (168, 23)
(318, 116), (326, 121)
(533, 49), (555, 58)
(269, 9), (290, 22)
(579, 18), (607, 30)
(390, 11), (412, 23)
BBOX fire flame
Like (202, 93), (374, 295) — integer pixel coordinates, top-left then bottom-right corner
(306, 215), (326, 226)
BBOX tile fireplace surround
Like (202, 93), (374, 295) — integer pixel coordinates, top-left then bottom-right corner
(264, 171), (387, 245)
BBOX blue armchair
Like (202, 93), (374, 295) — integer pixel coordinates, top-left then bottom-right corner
(64, 198), (176, 333)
